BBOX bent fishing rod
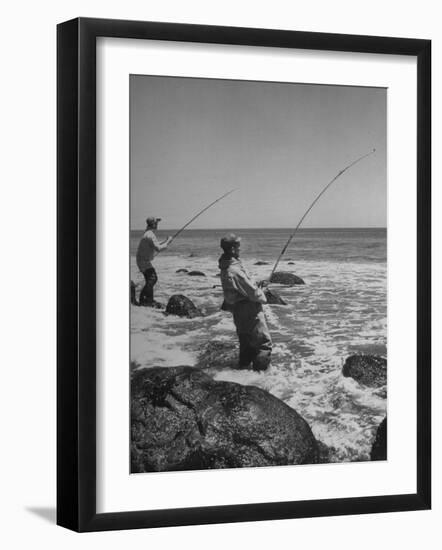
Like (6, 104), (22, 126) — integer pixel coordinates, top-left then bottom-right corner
(153, 189), (235, 295)
(167, 189), (236, 245)
(268, 149), (376, 281)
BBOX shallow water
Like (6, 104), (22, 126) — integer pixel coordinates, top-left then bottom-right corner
(130, 228), (387, 463)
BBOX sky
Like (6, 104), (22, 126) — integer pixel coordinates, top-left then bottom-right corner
(130, 75), (386, 230)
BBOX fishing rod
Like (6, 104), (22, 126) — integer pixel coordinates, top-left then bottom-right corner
(268, 149), (376, 281)
(168, 189), (236, 245)
(153, 190), (234, 296)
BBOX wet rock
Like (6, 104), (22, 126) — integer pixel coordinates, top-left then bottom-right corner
(131, 366), (320, 472)
(130, 360), (140, 371)
(265, 289), (288, 305)
(196, 340), (238, 369)
(270, 271), (305, 285)
(317, 440), (335, 463)
(254, 261), (269, 266)
(188, 270), (206, 277)
(130, 281), (138, 305)
(165, 294), (202, 318)
(370, 417), (387, 461)
(176, 268), (188, 273)
(342, 354), (387, 387)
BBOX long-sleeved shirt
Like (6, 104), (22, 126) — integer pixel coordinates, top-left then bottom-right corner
(218, 254), (267, 306)
(136, 230), (164, 272)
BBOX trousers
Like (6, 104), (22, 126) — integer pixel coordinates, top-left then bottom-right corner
(232, 301), (272, 371)
(139, 267), (158, 306)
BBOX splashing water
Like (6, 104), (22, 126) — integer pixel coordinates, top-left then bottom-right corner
(130, 228), (387, 463)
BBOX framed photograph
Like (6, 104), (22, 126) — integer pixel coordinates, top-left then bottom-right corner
(57, 17), (431, 532)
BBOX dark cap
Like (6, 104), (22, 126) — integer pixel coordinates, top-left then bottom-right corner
(220, 233), (241, 251)
(146, 216), (162, 227)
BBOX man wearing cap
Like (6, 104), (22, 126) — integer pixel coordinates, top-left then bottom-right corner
(136, 217), (172, 307)
(218, 233), (272, 371)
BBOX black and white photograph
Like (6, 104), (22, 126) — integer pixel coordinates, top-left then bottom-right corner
(130, 75), (387, 473)
(0, 0), (436, 542)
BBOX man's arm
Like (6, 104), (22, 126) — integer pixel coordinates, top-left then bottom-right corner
(232, 271), (267, 303)
(151, 233), (172, 252)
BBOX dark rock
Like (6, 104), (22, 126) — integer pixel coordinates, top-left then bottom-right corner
(165, 294), (202, 318)
(265, 289), (288, 305)
(131, 366), (319, 472)
(317, 440), (334, 463)
(270, 271), (305, 285)
(188, 270), (206, 277)
(130, 281), (138, 305)
(342, 354), (387, 387)
(288, 262), (295, 265)
(176, 268), (188, 273)
(254, 261), (269, 266)
(196, 340), (238, 370)
(189, 253), (198, 257)
(370, 417), (387, 461)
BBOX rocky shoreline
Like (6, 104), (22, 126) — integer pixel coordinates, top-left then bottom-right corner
(131, 350), (387, 472)
(130, 271), (386, 470)
(131, 365), (319, 472)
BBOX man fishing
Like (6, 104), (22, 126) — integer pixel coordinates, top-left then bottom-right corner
(136, 217), (172, 307)
(218, 233), (272, 371)
(133, 191), (235, 308)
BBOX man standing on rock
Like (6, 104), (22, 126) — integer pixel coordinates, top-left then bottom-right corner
(218, 233), (272, 371)
(136, 217), (172, 307)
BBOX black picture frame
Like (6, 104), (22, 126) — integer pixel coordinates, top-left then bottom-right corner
(57, 17), (431, 532)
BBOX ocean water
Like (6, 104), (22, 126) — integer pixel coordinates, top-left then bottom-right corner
(130, 228), (387, 463)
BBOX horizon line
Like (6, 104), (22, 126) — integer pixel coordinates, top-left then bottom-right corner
(130, 226), (387, 231)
